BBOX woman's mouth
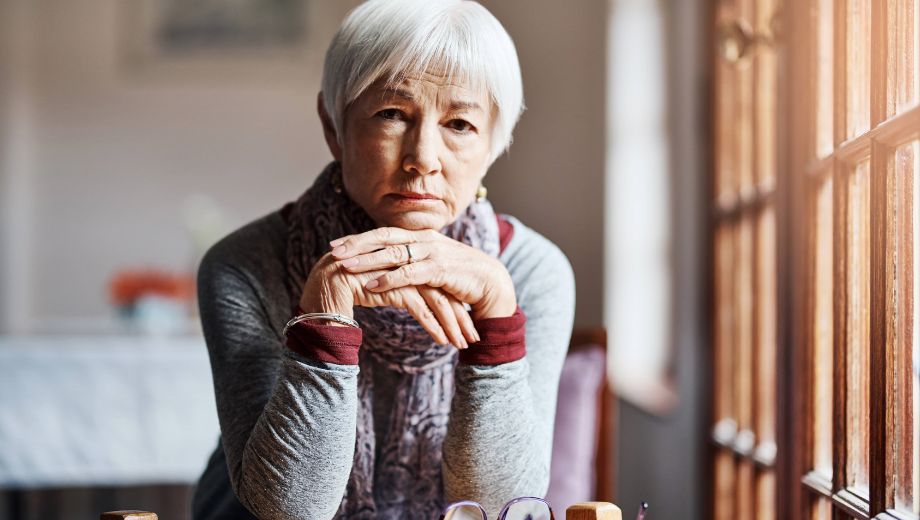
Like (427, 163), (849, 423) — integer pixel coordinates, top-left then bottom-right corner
(387, 192), (442, 204)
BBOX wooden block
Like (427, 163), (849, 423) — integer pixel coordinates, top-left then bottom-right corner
(566, 502), (622, 520)
(100, 511), (158, 520)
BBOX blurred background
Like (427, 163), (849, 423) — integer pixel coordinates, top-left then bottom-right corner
(0, 0), (704, 517)
(1, 0), (918, 519)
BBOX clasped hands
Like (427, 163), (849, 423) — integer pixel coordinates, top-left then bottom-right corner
(300, 227), (516, 349)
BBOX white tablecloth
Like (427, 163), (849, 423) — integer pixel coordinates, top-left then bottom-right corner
(0, 334), (220, 488)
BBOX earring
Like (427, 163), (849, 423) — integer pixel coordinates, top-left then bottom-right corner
(475, 184), (488, 202)
(331, 169), (344, 195)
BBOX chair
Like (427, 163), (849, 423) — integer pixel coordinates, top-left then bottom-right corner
(547, 327), (615, 506)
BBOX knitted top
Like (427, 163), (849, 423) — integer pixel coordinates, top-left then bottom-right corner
(191, 209), (575, 520)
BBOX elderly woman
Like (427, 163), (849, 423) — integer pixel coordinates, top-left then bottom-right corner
(191, 1), (574, 519)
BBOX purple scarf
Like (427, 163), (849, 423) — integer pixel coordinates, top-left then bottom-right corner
(284, 162), (500, 519)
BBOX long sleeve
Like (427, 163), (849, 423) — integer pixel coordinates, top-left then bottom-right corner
(197, 231), (360, 520)
(441, 221), (576, 516)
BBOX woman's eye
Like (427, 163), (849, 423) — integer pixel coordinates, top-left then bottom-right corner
(447, 119), (474, 133)
(376, 108), (403, 120)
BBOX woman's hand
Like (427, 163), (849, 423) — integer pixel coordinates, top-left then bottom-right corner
(300, 252), (478, 348)
(328, 227), (517, 321)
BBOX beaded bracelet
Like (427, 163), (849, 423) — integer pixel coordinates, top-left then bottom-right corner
(282, 312), (360, 336)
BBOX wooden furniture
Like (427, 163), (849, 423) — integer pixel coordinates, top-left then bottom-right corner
(549, 327), (616, 505)
(566, 502), (623, 520)
(569, 328), (615, 502)
(100, 512), (158, 520)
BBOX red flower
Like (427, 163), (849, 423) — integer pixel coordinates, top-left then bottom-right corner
(108, 269), (195, 307)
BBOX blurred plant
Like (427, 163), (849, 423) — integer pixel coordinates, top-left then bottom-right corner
(108, 269), (195, 308)
(108, 269), (196, 335)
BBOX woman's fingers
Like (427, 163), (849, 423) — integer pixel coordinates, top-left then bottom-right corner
(399, 288), (450, 346)
(347, 270), (449, 345)
(364, 260), (442, 291)
(451, 298), (480, 344)
(332, 262), (482, 347)
(339, 243), (432, 273)
(330, 227), (437, 259)
(419, 286), (467, 349)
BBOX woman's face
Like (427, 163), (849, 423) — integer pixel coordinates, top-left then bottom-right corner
(320, 71), (495, 230)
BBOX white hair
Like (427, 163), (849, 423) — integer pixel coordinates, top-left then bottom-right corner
(321, 0), (524, 161)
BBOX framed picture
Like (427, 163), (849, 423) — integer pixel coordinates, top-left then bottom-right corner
(119, 0), (323, 84)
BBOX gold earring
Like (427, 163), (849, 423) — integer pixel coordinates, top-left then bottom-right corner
(332, 169), (344, 195)
(475, 184), (488, 202)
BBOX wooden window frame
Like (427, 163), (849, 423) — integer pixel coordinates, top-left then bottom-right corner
(714, 0), (919, 518)
(785, 0), (920, 519)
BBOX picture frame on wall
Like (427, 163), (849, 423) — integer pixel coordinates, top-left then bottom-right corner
(118, 0), (321, 84)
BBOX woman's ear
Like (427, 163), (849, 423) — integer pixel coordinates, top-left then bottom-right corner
(317, 92), (343, 161)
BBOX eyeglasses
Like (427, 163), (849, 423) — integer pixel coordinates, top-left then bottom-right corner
(440, 497), (555, 520)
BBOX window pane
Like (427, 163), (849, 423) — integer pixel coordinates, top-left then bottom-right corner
(736, 217), (755, 436)
(716, 60), (738, 204)
(737, 0), (754, 196)
(755, 0), (777, 187)
(810, 496), (833, 520)
(716, 224), (736, 425)
(893, 140), (920, 514)
(755, 469), (776, 520)
(737, 459), (755, 519)
(813, 177), (834, 478)
(716, 450), (737, 520)
(887, 0), (919, 114)
(846, 0), (871, 137)
(738, 54), (754, 196)
(756, 206), (776, 449)
(845, 161), (871, 494)
(915, 140), (920, 515)
(816, 0), (834, 157)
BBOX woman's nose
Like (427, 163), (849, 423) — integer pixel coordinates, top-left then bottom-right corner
(402, 121), (442, 176)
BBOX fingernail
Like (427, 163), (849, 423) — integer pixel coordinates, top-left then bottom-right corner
(365, 279), (379, 289)
(342, 258), (359, 268)
(329, 238), (345, 247)
(332, 245), (347, 257)
(473, 332), (481, 343)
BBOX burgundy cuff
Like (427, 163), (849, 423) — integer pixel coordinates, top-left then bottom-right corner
(285, 321), (362, 365)
(458, 307), (527, 366)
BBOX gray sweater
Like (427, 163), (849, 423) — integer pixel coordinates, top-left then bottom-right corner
(191, 210), (575, 520)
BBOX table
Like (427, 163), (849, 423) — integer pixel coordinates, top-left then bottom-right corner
(0, 333), (219, 489)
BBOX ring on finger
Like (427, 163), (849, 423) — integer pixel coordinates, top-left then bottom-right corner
(405, 244), (415, 264)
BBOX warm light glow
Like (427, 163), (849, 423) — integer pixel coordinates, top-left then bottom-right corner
(604, 0), (674, 411)
(913, 140), (919, 515)
(814, 178), (834, 478)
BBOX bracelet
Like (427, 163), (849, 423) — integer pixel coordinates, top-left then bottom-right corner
(283, 312), (360, 335)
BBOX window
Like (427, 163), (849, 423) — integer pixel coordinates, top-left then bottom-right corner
(711, 0), (779, 517)
(711, 0), (920, 518)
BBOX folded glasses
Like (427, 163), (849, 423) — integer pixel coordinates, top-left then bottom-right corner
(440, 497), (554, 520)
(441, 498), (649, 520)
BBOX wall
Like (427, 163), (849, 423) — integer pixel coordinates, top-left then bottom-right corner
(481, 0), (608, 327)
(11, 0), (364, 328)
(614, 0), (707, 518)
(0, 0), (37, 333)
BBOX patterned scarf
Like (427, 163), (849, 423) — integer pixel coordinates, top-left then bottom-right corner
(284, 162), (500, 519)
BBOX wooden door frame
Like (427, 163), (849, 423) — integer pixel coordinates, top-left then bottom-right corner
(707, 0), (796, 517)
